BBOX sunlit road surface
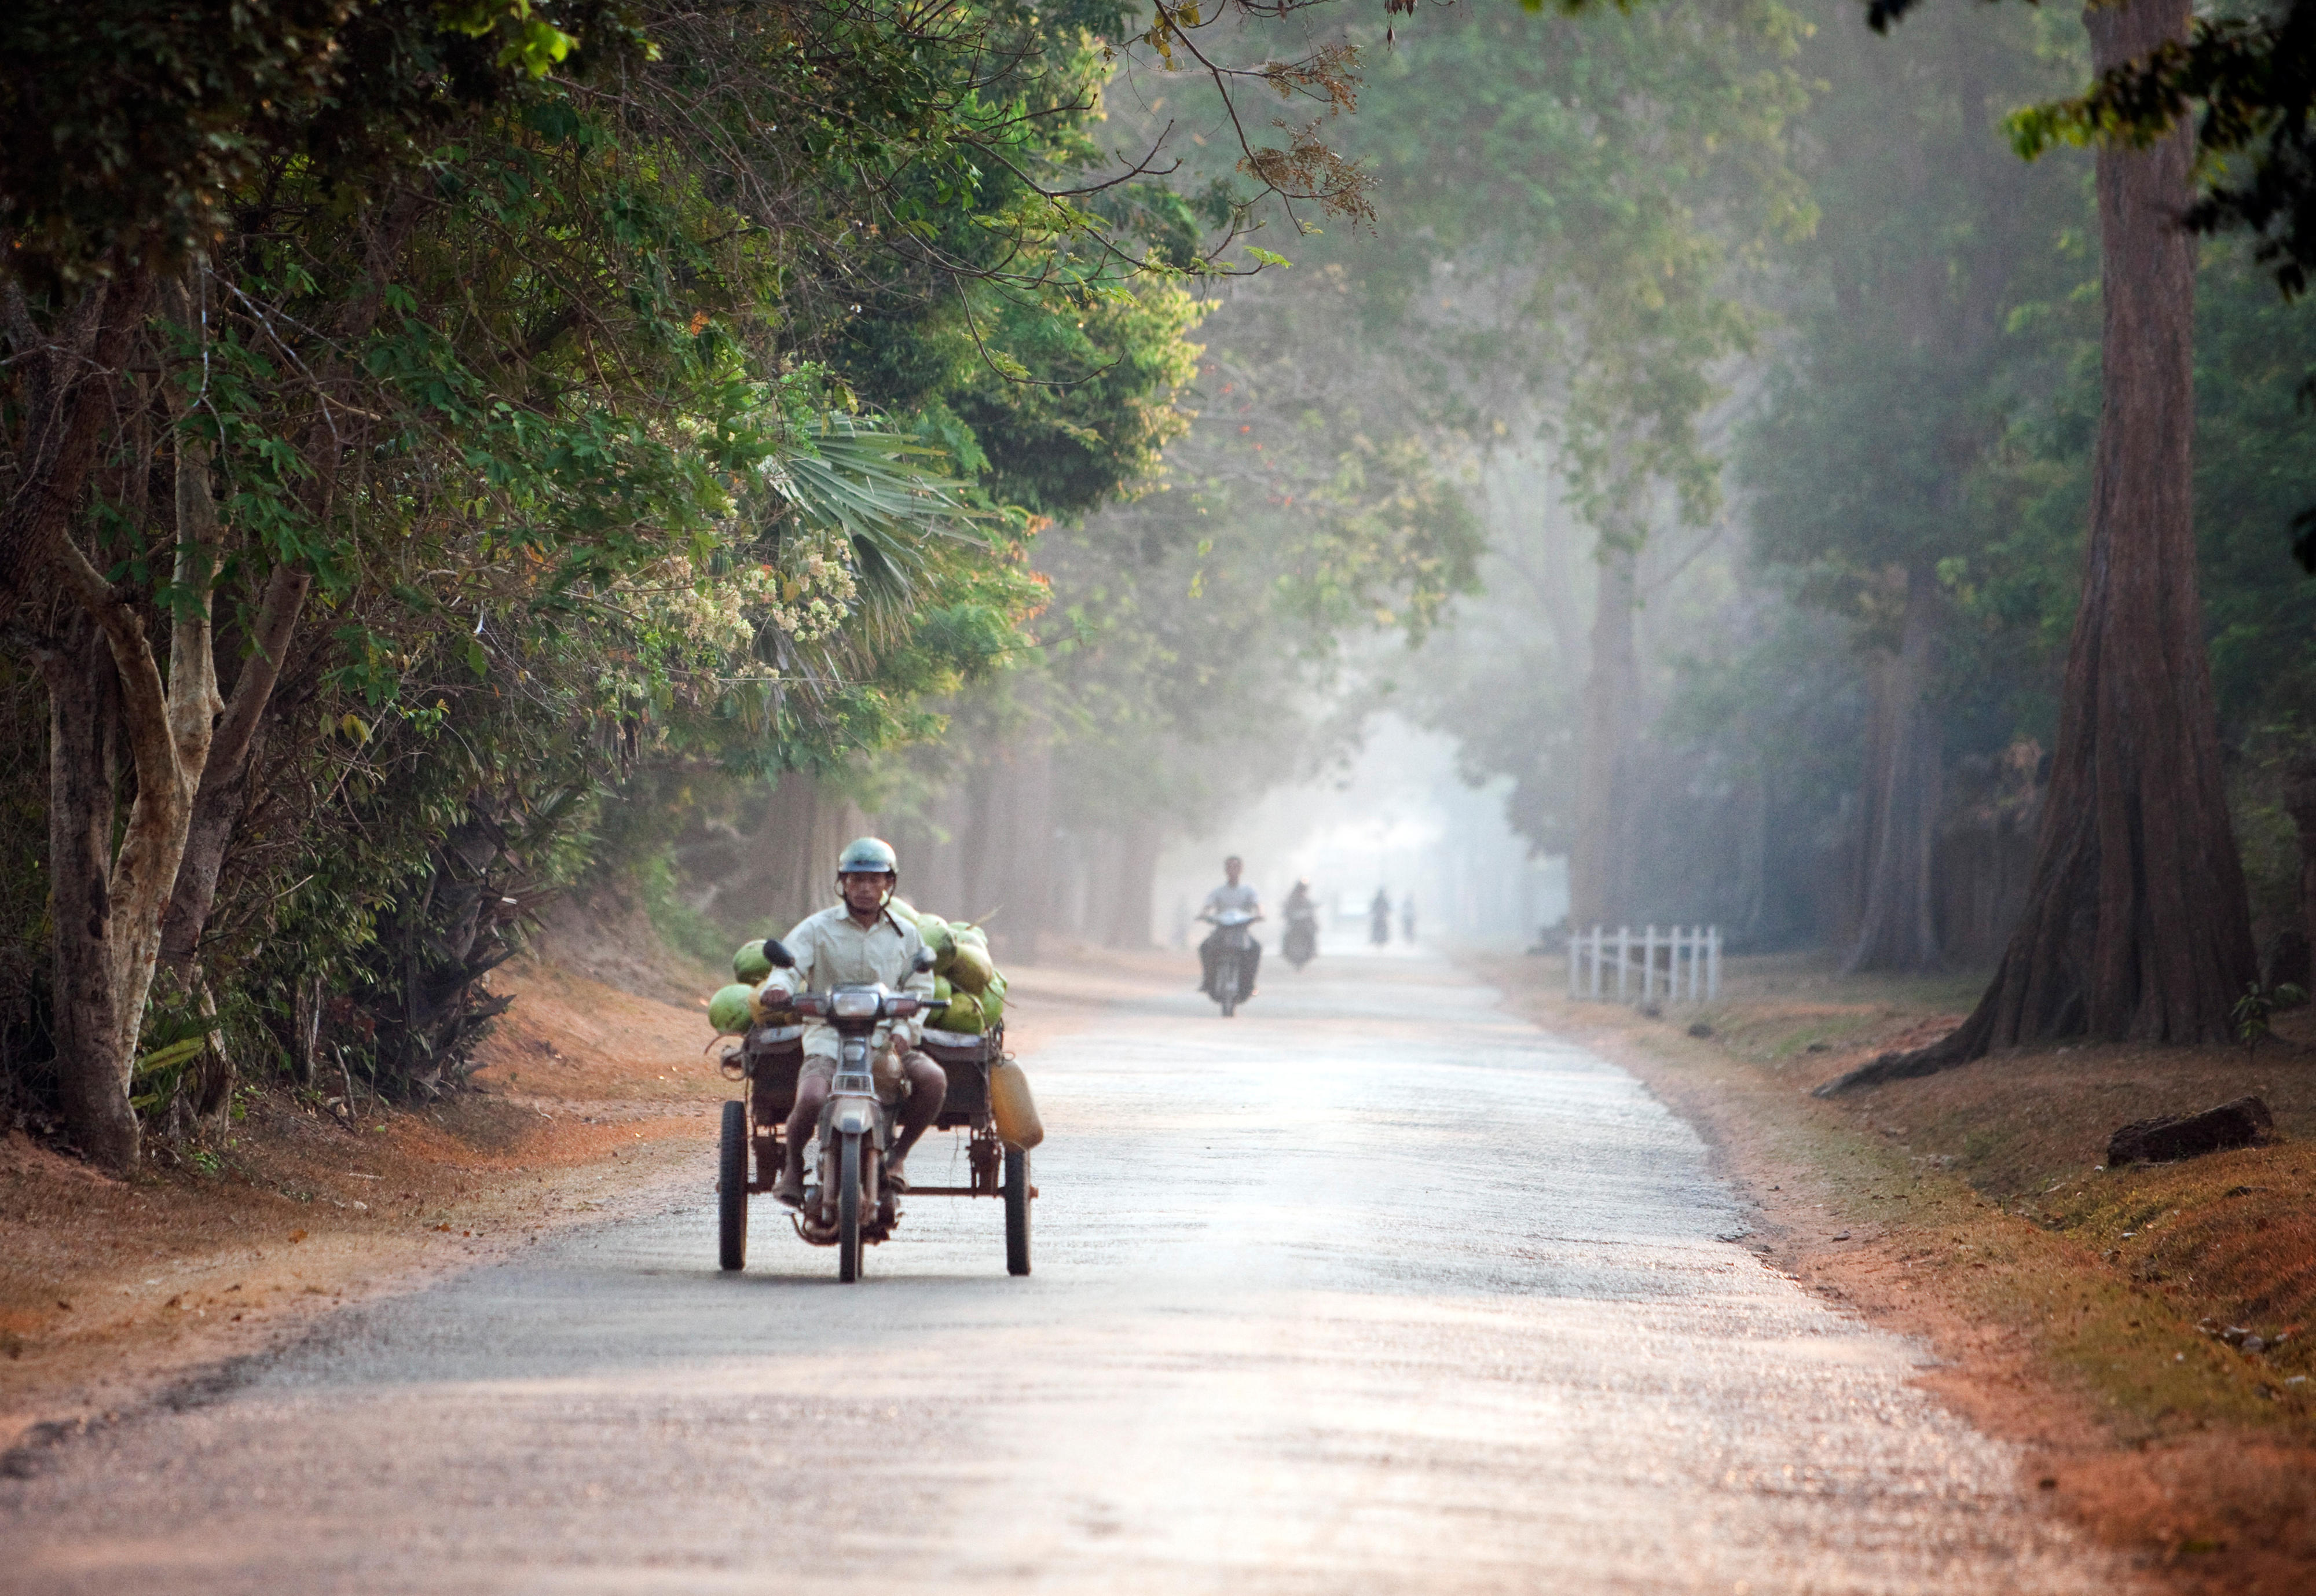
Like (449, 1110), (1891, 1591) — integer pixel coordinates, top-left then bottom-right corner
(3, 951), (2135, 1595)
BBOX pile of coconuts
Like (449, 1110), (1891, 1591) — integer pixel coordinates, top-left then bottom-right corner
(705, 897), (1005, 1037)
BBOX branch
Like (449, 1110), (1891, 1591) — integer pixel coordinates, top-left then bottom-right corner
(50, 532), (184, 806)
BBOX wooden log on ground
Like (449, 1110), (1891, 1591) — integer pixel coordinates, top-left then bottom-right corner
(2106, 1096), (2273, 1166)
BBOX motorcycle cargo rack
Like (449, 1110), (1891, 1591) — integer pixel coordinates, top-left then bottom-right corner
(743, 1023), (805, 1124)
(919, 1023), (1000, 1130)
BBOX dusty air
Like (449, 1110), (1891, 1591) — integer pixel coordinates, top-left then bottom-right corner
(4, 0), (2313, 1586)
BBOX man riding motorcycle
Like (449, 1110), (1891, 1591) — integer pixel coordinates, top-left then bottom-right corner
(761, 836), (946, 1208)
(1197, 855), (1263, 1000)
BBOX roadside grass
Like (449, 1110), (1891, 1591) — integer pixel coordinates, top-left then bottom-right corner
(1679, 952), (2316, 1432)
(1479, 948), (2316, 1590)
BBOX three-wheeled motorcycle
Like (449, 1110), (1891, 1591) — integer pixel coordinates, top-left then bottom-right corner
(714, 943), (1032, 1282)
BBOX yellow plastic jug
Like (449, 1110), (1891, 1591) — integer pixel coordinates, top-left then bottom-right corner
(988, 1059), (1044, 1150)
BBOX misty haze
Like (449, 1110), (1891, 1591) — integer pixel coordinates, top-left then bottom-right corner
(5, 0), (2315, 1590)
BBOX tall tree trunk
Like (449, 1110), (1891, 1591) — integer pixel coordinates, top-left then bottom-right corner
(1843, 562), (1944, 973)
(959, 757), (999, 919)
(37, 618), (137, 1168)
(1821, 0), (2255, 1092)
(999, 691), (1054, 964)
(1570, 542), (1638, 929)
(1106, 817), (1160, 949)
(25, 273), (230, 1171)
(2284, 755), (2316, 987)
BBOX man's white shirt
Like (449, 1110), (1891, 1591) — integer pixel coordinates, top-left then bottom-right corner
(1202, 882), (1261, 917)
(765, 902), (937, 1056)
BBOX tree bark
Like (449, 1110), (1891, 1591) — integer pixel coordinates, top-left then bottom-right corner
(30, 273), (229, 1170)
(0, 271), (156, 625)
(1105, 817), (1161, 949)
(159, 561), (312, 971)
(1820, 0), (2256, 1094)
(36, 618), (138, 1169)
(1842, 562), (1944, 973)
(1570, 541), (1638, 929)
(2284, 755), (2316, 984)
(998, 687), (1054, 965)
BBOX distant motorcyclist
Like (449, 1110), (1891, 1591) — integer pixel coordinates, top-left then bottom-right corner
(1198, 856), (1263, 999)
(1282, 879), (1319, 968)
(761, 837), (944, 1207)
(1369, 887), (1391, 946)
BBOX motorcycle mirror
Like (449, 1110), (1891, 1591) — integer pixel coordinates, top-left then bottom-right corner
(912, 949), (936, 974)
(762, 937), (797, 970)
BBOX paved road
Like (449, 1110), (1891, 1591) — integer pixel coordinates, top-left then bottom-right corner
(3, 952), (2132, 1595)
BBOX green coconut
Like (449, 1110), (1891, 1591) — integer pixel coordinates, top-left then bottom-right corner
(914, 913), (957, 971)
(932, 974), (953, 1003)
(978, 985), (1003, 1027)
(947, 940), (995, 996)
(933, 996), (987, 1034)
(732, 940), (773, 983)
(888, 896), (919, 922)
(708, 984), (757, 1036)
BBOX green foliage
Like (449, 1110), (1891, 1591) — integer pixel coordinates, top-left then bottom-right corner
(0, 0), (648, 283)
(2, 0), (1232, 1109)
(2003, 0), (2316, 299)
(1934, 237), (2316, 755)
(1339, 0), (1812, 541)
(2233, 979), (2304, 1055)
(1736, 0), (2093, 764)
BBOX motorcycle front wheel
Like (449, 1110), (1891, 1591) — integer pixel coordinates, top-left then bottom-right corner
(837, 1131), (863, 1282)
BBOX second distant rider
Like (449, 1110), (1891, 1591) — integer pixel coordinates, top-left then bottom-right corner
(1198, 854), (1263, 1000)
(763, 837), (946, 1208)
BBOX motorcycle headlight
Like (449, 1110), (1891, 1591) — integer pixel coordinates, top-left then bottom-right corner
(830, 988), (882, 1019)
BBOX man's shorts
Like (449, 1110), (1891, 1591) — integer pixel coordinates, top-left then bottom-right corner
(799, 1044), (927, 1104)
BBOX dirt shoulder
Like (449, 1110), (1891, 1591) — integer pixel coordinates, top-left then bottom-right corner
(0, 938), (1148, 1459)
(1472, 949), (2316, 1595)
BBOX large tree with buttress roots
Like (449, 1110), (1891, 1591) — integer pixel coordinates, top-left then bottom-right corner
(1820, 0), (2260, 1093)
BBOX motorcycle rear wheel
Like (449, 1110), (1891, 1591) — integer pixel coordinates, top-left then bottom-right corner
(1004, 1147), (1032, 1276)
(837, 1132), (863, 1282)
(717, 1100), (747, 1272)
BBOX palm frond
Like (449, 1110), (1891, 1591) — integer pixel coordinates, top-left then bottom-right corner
(768, 416), (987, 636)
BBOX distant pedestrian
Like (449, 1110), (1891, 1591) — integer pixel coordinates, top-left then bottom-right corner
(1401, 894), (1417, 944)
(1369, 887), (1391, 946)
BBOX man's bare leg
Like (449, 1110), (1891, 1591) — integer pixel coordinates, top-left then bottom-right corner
(884, 1055), (947, 1185)
(777, 1072), (829, 1206)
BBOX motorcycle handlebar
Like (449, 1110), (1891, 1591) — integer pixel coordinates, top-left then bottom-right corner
(787, 992), (920, 1021)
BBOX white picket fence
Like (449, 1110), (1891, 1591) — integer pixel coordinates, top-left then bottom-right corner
(1568, 924), (1720, 1004)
